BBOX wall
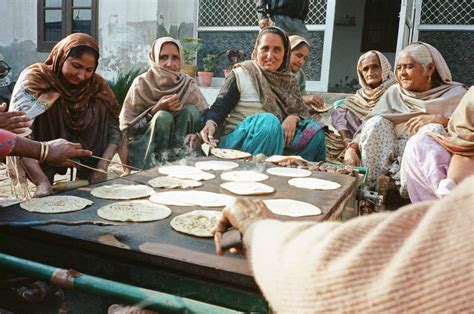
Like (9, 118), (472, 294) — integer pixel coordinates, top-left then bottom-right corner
(0, 0), (198, 82)
(0, 0), (48, 80)
(418, 31), (474, 86)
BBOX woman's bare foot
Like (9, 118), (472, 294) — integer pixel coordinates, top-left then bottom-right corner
(34, 181), (53, 198)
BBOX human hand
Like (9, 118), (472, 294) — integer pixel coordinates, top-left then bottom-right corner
(282, 115), (299, 146)
(200, 120), (218, 144)
(151, 94), (182, 115)
(89, 169), (108, 184)
(405, 114), (448, 134)
(213, 198), (274, 256)
(258, 18), (270, 29)
(184, 133), (201, 149)
(0, 103), (32, 134)
(45, 139), (92, 168)
(302, 94), (324, 109)
(344, 147), (360, 166)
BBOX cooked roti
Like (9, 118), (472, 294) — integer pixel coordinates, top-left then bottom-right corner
(263, 199), (322, 217)
(210, 148), (251, 159)
(220, 181), (274, 195)
(265, 155), (307, 163)
(149, 191), (235, 207)
(170, 210), (221, 237)
(97, 200), (172, 222)
(91, 184), (154, 200)
(220, 170), (269, 182)
(158, 165), (215, 181)
(20, 195), (93, 214)
(148, 176), (202, 189)
(289, 177), (341, 190)
(194, 160), (239, 171)
(266, 167), (312, 177)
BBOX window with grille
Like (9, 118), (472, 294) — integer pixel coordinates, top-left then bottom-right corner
(420, 0), (473, 25)
(37, 0), (98, 52)
(198, 0), (327, 27)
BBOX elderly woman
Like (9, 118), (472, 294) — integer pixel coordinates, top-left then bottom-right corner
(9, 33), (121, 197)
(401, 86), (474, 202)
(344, 42), (467, 190)
(120, 37), (208, 169)
(289, 35), (324, 109)
(200, 27), (326, 161)
(332, 50), (396, 143)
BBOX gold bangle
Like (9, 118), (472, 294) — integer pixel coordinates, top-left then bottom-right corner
(39, 142), (49, 163)
(39, 141), (45, 162)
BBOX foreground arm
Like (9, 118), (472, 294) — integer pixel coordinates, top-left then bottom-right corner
(216, 179), (474, 312)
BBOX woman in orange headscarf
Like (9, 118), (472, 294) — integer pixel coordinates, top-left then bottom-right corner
(9, 33), (121, 197)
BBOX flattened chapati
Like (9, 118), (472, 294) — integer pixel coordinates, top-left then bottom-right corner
(170, 210), (221, 237)
(148, 176), (202, 189)
(194, 160), (239, 171)
(158, 165), (215, 181)
(97, 200), (171, 222)
(220, 181), (274, 195)
(150, 191), (235, 207)
(210, 148), (251, 159)
(20, 195), (93, 213)
(263, 199), (322, 217)
(266, 167), (312, 177)
(289, 177), (341, 190)
(91, 184), (154, 200)
(220, 170), (269, 182)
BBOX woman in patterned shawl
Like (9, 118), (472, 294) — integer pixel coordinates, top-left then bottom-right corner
(199, 26), (326, 161)
(344, 42), (467, 191)
(331, 50), (396, 143)
(120, 37), (208, 169)
(9, 33), (121, 197)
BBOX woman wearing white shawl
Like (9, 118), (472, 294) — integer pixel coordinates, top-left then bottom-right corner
(344, 42), (467, 191)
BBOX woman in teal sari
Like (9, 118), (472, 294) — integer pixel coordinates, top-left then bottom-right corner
(199, 27), (326, 161)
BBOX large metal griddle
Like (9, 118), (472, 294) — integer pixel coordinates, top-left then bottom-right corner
(0, 156), (358, 308)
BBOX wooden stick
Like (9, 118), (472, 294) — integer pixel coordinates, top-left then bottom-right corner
(68, 160), (109, 175)
(90, 155), (142, 172)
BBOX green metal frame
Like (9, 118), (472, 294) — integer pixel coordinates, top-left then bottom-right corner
(0, 234), (268, 312)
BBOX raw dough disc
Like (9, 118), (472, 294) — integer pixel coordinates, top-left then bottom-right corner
(263, 199), (322, 217)
(289, 177), (341, 190)
(266, 167), (312, 177)
(220, 181), (274, 195)
(220, 170), (269, 182)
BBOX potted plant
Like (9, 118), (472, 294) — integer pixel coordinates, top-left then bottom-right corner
(197, 53), (217, 87)
(179, 37), (203, 78)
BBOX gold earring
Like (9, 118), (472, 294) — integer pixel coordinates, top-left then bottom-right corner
(428, 75), (432, 83)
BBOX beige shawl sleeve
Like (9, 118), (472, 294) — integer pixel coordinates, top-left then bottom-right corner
(244, 176), (474, 313)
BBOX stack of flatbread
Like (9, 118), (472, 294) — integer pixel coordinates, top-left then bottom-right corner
(210, 148), (251, 160)
(20, 195), (93, 214)
(91, 184), (154, 200)
(265, 155), (309, 167)
(220, 170), (269, 182)
(148, 176), (202, 189)
(150, 191), (235, 207)
(159, 165), (215, 181)
(97, 200), (172, 222)
(289, 177), (341, 190)
(263, 199), (322, 217)
(170, 210), (221, 237)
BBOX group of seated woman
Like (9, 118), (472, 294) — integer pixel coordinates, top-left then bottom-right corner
(6, 30), (471, 204)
